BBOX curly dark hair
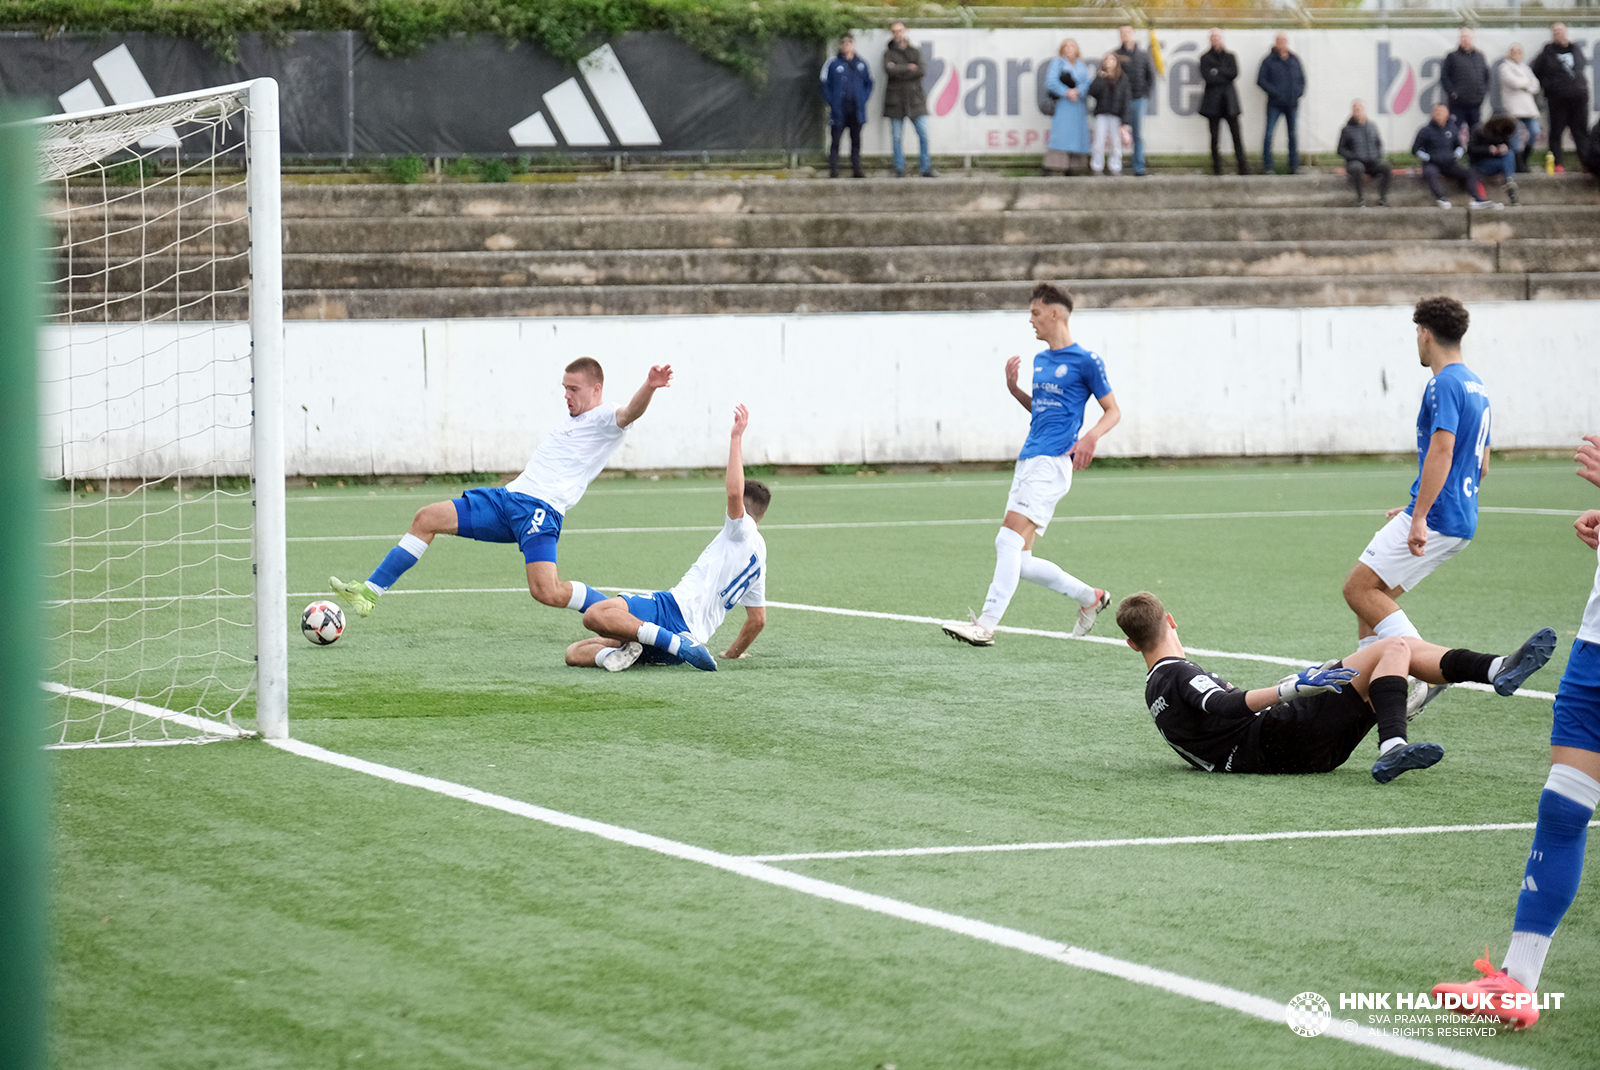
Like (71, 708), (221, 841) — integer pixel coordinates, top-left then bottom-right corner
(1482, 115), (1518, 141)
(1412, 296), (1470, 346)
(1031, 282), (1074, 311)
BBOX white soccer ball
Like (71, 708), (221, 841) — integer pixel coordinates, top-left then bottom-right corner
(301, 600), (345, 645)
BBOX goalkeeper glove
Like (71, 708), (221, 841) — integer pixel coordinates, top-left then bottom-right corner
(1276, 664), (1358, 702)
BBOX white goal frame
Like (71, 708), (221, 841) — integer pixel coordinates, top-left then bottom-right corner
(30, 78), (288, 740)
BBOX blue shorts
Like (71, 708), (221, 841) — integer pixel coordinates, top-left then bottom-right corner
(453, 487), (563, 564)
(1551, 638), (1600, 752)
(624, 591), (689, 666)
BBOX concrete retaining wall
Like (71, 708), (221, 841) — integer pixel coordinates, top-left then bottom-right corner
(42, 301), (1600, 478)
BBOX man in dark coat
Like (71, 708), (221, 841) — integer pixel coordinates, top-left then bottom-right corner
(1531, 23), (1590, 171)
(1440, 27), (1491, 130)
(1257, 32), (1306, 173)
(1338, 100), (1391, 207)
(883, 21), (935, 178)
(1199, 28), (1247, 175)
(1115, 24), (1157, 176)
(1412, 102), (1490, 208)
(821, 34), (873, 178)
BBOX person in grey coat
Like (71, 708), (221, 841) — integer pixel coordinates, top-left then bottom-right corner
(1337, 100), (1391, 207)
(1440, 27), (1491, 130)
(883, 22), (935, 178)
(1199, 28), (1247, 175)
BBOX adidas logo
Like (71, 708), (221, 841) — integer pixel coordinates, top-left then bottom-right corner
(56, 43), (180, 147)
(1522, 875), (1539, 892)
(510, 44), (660, 149)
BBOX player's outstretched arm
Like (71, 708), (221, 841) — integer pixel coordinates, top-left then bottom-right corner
(722, 606), (766, 659)
(615, 364), (673, 428)
(1240, 664), (1359, 712)
(1068, 391), (1122, 471)
(1407, 428), (1456, 557)
(726, 404), (749, 519)
(1004, 356), (1032, 411)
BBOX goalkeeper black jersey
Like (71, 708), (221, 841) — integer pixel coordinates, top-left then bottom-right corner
(1142, 656), (1266, 773)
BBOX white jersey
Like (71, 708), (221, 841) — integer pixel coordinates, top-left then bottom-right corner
(669, 513), (767, 645)
(1580, 542), (1600, 645)
(503, 403), (626, 516)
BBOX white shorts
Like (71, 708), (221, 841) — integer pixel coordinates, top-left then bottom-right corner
(1004, 454), (1073, 534)
(1357, 509), (1470, 592)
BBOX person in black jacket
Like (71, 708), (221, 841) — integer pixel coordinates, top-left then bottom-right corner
(1412, 103), (1491, 208)
(1114, 25), (1157, 176)
(820, 35), (873, 178)
(1531, 23), (1590, 171)
(883, 22), (935, 178)
(1469, 116), (1520, 206)
(1440, 27), (1491, 130)
(1338, 100), (1390, 207)
(1088, 52), (1133, 176)
(1199, 28), (1247, 176)
(1257, 32), (1306, 174)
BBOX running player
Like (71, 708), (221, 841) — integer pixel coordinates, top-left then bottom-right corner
(1342, 296), (1491, 714)
(1432, 434), (1600, 1030)
(329, 358), (671, 619)
(942, 283), (1120, 647)
(566, 404), (768, 673)
(1116, 591), (1554, 782)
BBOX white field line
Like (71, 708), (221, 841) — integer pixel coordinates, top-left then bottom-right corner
(267, 736), (1530, 1070)
(741, 821), (1600, 863)
(39, 681), (251, 749)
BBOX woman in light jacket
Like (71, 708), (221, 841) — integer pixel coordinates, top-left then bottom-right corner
(1499, 44), (1542, 173)
(1043, 39), (1094, 174)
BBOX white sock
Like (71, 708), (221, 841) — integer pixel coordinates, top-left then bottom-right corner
(1503, 931), (1553, 991)
(594, 647), (615, 666)
(979, 528), (1026, 630)
(1487, 656), (1506, 680)
(398, 532), (429, 559)
(1374, 609), (1422, 640)
(1357, 635), (1380, 651)
(637, 623), (681, 655)
(1379, 737), (1407, 756)
(566, 581), (591, 611)
(1019, 551), (1096, 606)
(365, 579), (385, 595)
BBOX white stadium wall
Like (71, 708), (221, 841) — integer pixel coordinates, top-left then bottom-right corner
(43, 303), (1595, 478)
(845, 27), (1600, 157)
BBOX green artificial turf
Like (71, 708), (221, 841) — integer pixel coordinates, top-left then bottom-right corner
(49, 459), (1600, 1068)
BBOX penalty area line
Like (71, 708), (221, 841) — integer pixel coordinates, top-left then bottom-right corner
(268, 736), (1531, 1070)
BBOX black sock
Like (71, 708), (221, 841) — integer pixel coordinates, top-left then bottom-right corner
(1440, 648), (1496, 685)
(1368, 675), (1409, 745)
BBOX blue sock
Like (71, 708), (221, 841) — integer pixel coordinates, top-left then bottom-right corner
(368, 533), (428, 592)
(581, 584), (607, 611)
(637, 623), (682, 655)
(1512, 786), (1594, 938)
(564, 581), (611, 613)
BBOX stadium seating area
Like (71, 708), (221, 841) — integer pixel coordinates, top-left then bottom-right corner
(54, 171), (1600, 321)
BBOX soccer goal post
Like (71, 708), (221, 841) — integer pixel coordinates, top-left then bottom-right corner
(29, 78), (287, 746)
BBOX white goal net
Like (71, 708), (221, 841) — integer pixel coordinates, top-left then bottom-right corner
(33, 80), (287, 747)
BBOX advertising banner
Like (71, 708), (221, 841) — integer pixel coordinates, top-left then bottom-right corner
(846, 27), (1599, 157)
(0, 31), (822, 156)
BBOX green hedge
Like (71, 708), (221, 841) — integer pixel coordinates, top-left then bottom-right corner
(1, 0), (866, 77)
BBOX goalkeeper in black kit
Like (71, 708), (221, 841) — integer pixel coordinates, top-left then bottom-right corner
(1115, 592), (1555, 783)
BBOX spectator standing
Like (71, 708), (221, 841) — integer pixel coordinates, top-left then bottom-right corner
(1198, 28), (1247, 176)
(1469, 116), (1521, 205)
(1412, 102), (1493, 209)
(1338, 100), (1391, 207)
(1441, 27), (1491, 130)
(1257, 33), (1306, 174)
(821, 35), (873, 179)
(1087, 53), (1133, 176)
(1531, 23), (1590, 171)
(883, 22), (935, 178)
(1114, 25), (1156, 176)
(1500, 44), (1543, 172)
(1043, 39), (1093, 175)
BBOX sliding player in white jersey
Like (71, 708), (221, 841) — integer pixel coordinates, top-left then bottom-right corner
(942, 282), (1121, 647)
(330, 358), (671, 620)
(566, 404), (768, 673)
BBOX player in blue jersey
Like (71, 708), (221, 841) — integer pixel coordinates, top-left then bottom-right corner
(1433, 435), (1600, 1030)
(1342, 297), (1494, 715)
(329, 357), (671, 621)
(943, 283), (1121, 647)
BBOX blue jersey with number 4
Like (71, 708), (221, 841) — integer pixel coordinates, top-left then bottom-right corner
(1018, 344), (1113, 461)
(1408, 363), (1490, 539)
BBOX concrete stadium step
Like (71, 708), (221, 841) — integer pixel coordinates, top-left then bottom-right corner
(268, 173), (1600, 218)
(271, 273), (1591, 321)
